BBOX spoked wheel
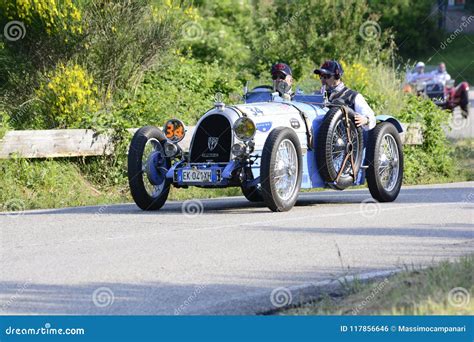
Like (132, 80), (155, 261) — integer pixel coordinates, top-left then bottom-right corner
(260, 127), (302, 212)
(128, 126), (171, 210)
(366, 122), (403, 202)
(317, 106), (364, 189)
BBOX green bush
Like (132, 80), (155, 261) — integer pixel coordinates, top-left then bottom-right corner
(0, 110), (10, 139)
(185, 0), (395, 80)
(80, 0), (186, 97)
(113, 55), (242, 128)
(181, 0), (256, 80)
(397, 95), (455, 183)
(0, 0), (84, 98)
(368, 0), (443, 58)
(341, 60), (456, 184)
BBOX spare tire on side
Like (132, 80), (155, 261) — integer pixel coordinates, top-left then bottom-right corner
(316, 106), (364, 190)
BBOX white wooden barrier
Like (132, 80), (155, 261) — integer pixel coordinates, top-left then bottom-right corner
(0, 124), (421, 159)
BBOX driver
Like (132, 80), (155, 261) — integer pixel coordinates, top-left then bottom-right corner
(271, 63), (294, 100)
(406, 61), (426, 83)
(431, 62), (451, 84)
(314, 60), (375, 130)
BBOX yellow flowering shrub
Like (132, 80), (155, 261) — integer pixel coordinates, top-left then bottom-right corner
(340, 61), (403, 114)
(2, 0), (82, 35)
(36, 63), (98, 128)
(340, 60), (370, 92)
(151, 0), (199, 22)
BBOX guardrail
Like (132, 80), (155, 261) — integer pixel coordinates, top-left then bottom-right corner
(0, 124), (422, 159)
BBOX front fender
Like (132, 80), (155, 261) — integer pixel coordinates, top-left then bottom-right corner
(375, 115), (404, 133)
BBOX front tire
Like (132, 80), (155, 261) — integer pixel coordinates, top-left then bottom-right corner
(366, 122), (403, 202)
(128, 126), (171, 210)
(260, 127), (303, 212)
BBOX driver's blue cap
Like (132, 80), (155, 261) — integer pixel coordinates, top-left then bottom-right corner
(271, 63), (292, 76)
(314, 60), (343, 76)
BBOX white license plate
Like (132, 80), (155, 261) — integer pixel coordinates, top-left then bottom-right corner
(182, 169), (212, 182)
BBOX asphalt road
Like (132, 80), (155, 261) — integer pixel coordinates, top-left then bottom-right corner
(0, 182), (473, 315)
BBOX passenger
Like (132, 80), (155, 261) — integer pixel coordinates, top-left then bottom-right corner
(271, 63), (294, 100)
(431, 62), (451, 84)
(314, 60), (375, 130)
(406, 61), (426, 83)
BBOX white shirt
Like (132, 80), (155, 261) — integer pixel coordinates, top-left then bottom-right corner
(321, 83), (376, 130)
(430, 70), (451, 84)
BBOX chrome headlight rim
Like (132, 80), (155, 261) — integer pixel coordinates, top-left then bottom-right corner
(233, 117), (256, 142)
(163, 118), (186, 143)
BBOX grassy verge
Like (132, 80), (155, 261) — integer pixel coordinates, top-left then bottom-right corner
(0, 158), (128, 211)
(0, 157), (243, 212)
(451, 138), (474, 181)
(279, 255), (474, 315)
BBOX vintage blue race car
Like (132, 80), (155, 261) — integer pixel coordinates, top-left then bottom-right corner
(127, 87), (404, 212)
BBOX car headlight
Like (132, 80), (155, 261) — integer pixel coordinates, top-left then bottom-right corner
(233, 117), (256, 141)
(164, 141), (179, 157)
(231, 143), (246, 157)
(164, 119), (186, 143)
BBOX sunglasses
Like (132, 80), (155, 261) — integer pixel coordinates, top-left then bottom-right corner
(272, 73), (287, 80)
(319, 74), (333, 80)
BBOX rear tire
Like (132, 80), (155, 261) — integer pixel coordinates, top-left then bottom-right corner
(128, 126), (171, 210)
(460, 88), (469, 118)
(241, 167), (263, 202)
(366, 122), (403, 202)
(260, 127), (302, 212)
(241, 185), (263, 202)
